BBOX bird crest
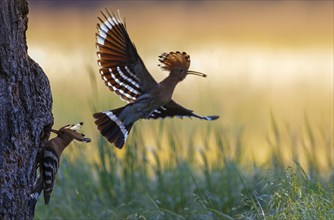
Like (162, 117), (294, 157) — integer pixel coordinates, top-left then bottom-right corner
(158, 51), (191, 71)
(51, 122), (91, 143)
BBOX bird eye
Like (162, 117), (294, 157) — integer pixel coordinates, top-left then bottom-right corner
(179, 69), (184, 73)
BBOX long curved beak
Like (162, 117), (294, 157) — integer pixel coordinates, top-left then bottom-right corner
(187, 70), (207, 78)
(50, 129), (59, 135)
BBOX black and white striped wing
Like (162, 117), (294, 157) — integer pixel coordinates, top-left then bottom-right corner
(148, 100), (219, 121)
(96, 9), (157, 103)
(42, 147), (59, 204)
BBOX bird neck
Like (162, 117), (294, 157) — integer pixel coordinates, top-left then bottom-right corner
(57, 134), (74, 153)
(159, 74), (181, 95)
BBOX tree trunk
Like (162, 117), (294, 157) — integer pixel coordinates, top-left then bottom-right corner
(0, 0), (53, 219)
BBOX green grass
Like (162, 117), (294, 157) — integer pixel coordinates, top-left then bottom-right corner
(34, 117), (333, 219)
(32, 62), (334, 219)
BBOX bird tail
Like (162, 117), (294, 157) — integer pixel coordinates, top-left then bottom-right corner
(93, 106), (133, 149)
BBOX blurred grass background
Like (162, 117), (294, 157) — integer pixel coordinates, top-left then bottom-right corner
(27, 1), (333, 219)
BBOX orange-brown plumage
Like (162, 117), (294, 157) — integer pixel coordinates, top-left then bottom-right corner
(30, 123), (90, 209)
(93, 9), (219, 149)
(158, 51), (190, 72)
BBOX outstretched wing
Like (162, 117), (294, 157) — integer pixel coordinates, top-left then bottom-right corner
(96, 9), (157, 103)
(147, 100), (219, 121)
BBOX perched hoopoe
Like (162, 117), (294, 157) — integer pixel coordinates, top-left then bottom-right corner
(93, 9), (219, 149)
(30, 122), (90, 208)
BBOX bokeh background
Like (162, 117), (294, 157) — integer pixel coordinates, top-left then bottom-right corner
(27, 1), (333, 170)
(26, 1), (334, 218)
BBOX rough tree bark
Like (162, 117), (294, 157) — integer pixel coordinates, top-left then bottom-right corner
(0, 0), (53, 219)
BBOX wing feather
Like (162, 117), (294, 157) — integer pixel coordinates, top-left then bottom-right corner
(96, 9), (157, 103)
(147, 100), (219, 121)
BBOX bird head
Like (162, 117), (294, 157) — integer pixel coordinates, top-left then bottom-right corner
(51, 122), (91, 143)
(158, 51), (206, 81)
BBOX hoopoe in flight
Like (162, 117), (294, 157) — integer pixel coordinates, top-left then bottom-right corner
(94, 9), (219, 149)
(30, 122), (90, 208)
